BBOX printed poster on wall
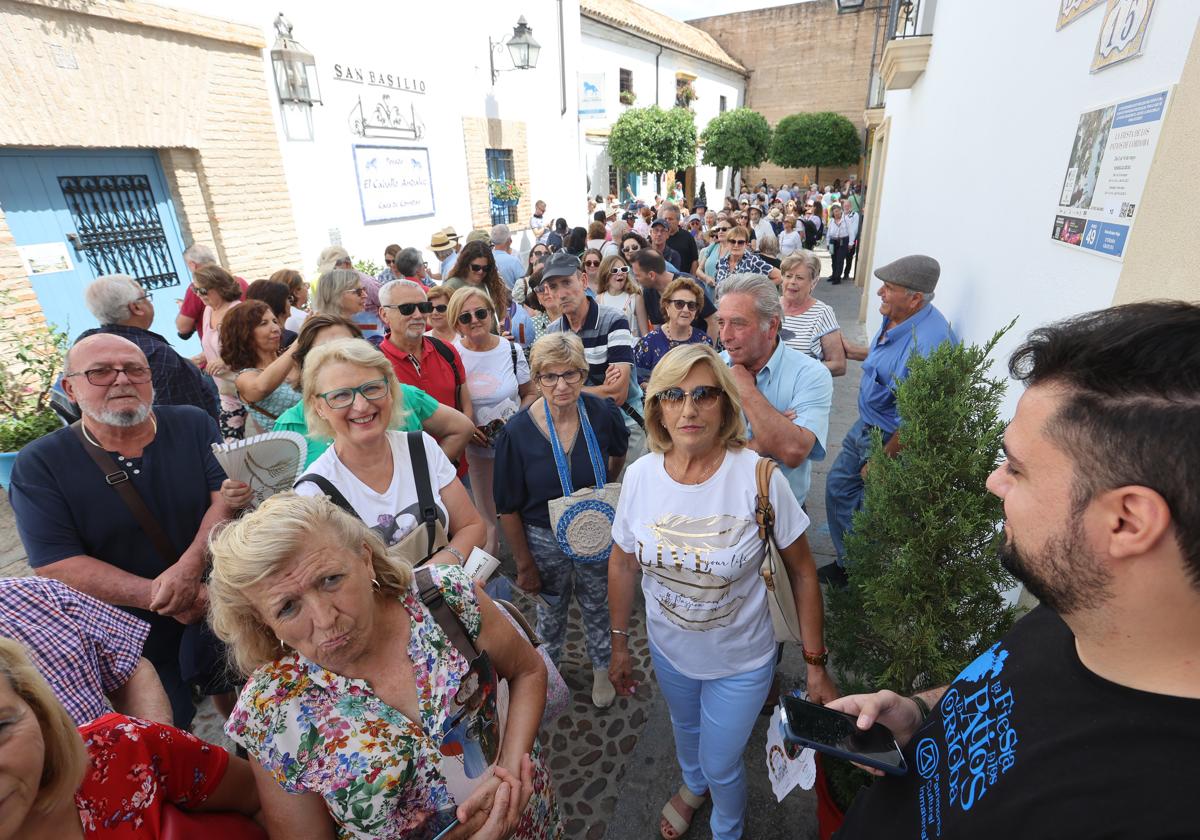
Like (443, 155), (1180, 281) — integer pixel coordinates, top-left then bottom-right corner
(1091, 0), (1156, 72)
(579, 73), (605, 119)
(352, 144), (435, 224)
(1051, 88), (1170, 261)
(1057, 0), (1104, 31)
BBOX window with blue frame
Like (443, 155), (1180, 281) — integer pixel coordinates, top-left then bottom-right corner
(486, 148), (517, 225)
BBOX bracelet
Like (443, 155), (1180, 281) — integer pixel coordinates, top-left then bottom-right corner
(911, 694), (930, 720)
(610, 629), (630, 638)
(802, 647), (829, 667)
(440, 545), (466, 564)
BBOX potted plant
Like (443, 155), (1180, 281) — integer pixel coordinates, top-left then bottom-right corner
(0, 319), (68, 489)
(619, 89), (636, 106)
(675, 79), (698, 109)
(819, 325), (1018, 836)
(488, 178), (522, 206)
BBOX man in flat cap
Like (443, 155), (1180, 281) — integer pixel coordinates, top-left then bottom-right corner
(824, 254), (956, 584)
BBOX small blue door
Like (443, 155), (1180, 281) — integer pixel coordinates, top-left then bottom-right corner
(0, 150), (194, 352)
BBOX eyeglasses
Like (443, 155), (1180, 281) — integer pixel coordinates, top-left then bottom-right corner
(728, 239), (748, 246)
(381, 301), (434, 316)
(346, 287), (366, 296)
(536, 369), (585, 387)
(385, 258), (395, 265)
(655, 385), (725, 408)
(468, 262), (489, 273)
(457, 307), (492, 325)
(191, 285), (209, 296)
(610, 266), (630, 275)
(665, 299), (698, 311)
(715, 227), (730, 233)
(430, 303), (449, 313)
(316, 378), (390, 409)
(64, 365), (153, 386)
(584, 260), (600, 268)
(622, 244), (640, 253)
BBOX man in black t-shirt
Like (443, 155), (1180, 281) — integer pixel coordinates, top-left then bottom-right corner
(831, 301), (1200, 839)
(661, 203), (699, 275)
(648, 218), (683, 271)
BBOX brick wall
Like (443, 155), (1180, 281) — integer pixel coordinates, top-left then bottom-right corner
(462, 117), (531, 234)
(689, 3), (879, 189)
(0, 0), (300, 342)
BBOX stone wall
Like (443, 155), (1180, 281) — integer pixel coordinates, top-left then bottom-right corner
(0, 0), (300, 345)
(462, 118), (530, 234)
(689, 2), (880, 189)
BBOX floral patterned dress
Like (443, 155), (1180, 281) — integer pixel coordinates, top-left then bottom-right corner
(225, 565), (562, 840)
(75, 713), (230, 838)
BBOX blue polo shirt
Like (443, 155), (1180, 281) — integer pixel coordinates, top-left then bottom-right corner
(493, 248), (525, 289)
(721, 339), (832, 505)
(859, 303), (956, 434)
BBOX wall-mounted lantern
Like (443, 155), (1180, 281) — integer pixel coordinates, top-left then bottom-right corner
(835, 0), (866, 11)
(270, 13), (322, 140)
(490, 16), (542, 85)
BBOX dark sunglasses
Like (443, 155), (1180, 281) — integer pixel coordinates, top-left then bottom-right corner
(430, 303), (449, 313)
(622, 244), (640, 252)
(584, 260), (601, 268)
(728, 239), (748, 246)
(457, 307), (491, 325)
(468, 262), (489, 273)
(665, 299), (698, 311)
(655, 385), (725, 408)
(382, 301), (434, 316)
(715, 226), (730, 233)
(385, 258), (395, 265)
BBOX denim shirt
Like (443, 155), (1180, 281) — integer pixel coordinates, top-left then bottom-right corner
(858, 304), (956, 434)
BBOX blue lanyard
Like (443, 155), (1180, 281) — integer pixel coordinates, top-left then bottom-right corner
(543, 397), (607, 495)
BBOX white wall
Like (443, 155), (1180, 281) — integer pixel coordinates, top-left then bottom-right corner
(161, 0), (583, 269)
(578, 18), (745, 207)
(869, 1), (1199, 415)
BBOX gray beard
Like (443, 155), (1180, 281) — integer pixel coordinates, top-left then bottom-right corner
(80, 397), (153, 428)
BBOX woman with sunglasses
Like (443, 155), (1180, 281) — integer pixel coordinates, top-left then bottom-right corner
(522, 267), (561, 339)
(493, 332), (628, 709)
(292, 336), (485, 564)
(424, 284), (458, 346)
(695, 220), (731, 290)
(512, 243), (550, 307)
(608, 343), (834, 840)
(595, 254), (649, 338)
(581, 247), (604, 297)
(633, 277), (713, 387)
(713, 226), (782, 286)
(194, 264), (248, 439)
(449, 287), (535, 557)
(312, 267), (368, 325)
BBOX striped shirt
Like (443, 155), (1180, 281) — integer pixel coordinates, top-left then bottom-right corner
(547, 297), (635, 394)
(782, 299), (841, 360)
(0, 577), (149, 725)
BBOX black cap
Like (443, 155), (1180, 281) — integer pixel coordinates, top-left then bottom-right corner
(650, 218), (669, 229)
(538, 251), (581, 283)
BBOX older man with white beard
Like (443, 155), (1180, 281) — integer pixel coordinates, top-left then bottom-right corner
(9, 333), (233, 729)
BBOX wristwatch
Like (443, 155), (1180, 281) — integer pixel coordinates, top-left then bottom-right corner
(803, 647), (829, 667)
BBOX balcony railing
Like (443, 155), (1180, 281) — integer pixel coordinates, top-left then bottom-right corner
(889, 0), (933, 40)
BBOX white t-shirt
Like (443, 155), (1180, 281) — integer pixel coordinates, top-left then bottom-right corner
(611, 448), (808, 679)
(454, 337), (530, 460)
(284, 308), (309, 334)
(295, 431), (456, 546)
(778, 230), (803, 256)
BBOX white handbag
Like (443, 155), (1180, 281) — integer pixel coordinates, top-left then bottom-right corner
(755, 457), (804, 643)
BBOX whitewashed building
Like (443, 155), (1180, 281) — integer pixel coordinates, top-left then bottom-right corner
(577, 0), (748, 209)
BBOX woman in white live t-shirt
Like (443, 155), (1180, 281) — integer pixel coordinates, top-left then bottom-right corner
(608, 344), (836, 840)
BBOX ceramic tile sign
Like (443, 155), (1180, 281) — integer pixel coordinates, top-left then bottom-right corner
(1057, 0), (1104, 31)
(1091, 0), (1156, 72)
(1051, 88), (1171, 261)
(579, 73), (605, 119)
(18, 242), (73, 275)
(352, 144), (435, 224)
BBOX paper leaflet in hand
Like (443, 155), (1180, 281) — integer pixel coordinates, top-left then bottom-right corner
(211, 431), (307, 509)
(766, 692), (816, 801)
(465, 546), (501, 582)
(437, 651), (510, 809)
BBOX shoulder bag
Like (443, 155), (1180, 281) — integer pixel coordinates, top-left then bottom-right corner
(755, 457), (804, 644)
(296, 431), (448, 567)
(415, 567), (568, 724)
(544, 398), (621, 564)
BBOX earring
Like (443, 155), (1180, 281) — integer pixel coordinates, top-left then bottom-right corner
(371, 578), (381, 592)
(278, 638), (287, 651)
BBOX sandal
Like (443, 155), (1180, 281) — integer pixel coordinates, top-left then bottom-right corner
(660, 785), (707, 839)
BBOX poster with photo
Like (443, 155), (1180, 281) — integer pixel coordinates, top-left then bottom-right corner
(1051, 88), (1171, 261)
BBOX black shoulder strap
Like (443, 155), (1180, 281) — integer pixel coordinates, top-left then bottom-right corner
(415, 567), (478, 660)
(509, 339), (518, 377)
(425, 336), (462, 410)
(406, 431), (439, 559)
(71, 421), (179, 566)
(296, 473), (360, 519)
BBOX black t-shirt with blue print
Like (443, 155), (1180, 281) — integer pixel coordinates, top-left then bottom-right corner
(837, 605), (1200, 839)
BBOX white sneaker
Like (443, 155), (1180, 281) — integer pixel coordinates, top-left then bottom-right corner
(592, 668), (616, 709)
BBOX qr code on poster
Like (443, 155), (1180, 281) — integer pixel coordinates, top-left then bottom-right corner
(1120, 202), (1136, 218)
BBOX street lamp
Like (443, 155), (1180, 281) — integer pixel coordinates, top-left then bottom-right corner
(269, 13), (322, 141)
(490, 16), (541, 84)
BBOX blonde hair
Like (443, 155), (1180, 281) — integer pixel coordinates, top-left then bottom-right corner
(208, 492), (414, 676)
(426, 285), (452, 304)
(644, 344), (747, 455)
(447, 286), (495, 332)
(529, 332), (587, 380)
(0, 637), (87, 813)
(302, 338), (407, 439)
(597, 254), (641, 295)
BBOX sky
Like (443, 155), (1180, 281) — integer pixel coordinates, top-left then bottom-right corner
(654, 0), (816, 23)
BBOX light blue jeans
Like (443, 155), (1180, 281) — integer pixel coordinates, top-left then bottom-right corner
(650, 640), (776, 840)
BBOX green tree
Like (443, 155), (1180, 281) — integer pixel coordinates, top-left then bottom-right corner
(607, 106), (696, 190)
(699, 108), (772, 189)
(769, 111), (861, 185)
(823, 323), (1018, 807)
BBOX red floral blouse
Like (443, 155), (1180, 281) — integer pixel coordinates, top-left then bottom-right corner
(75, 714), (228, 838)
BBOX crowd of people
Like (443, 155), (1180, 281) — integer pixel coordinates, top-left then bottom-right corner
(3, 179), (1197, 840)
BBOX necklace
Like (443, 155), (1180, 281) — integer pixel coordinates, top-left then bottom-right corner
(664, 448), (724, 485)
(80, 413), (157, 449)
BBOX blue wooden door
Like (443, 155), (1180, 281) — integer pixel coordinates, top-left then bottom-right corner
(0, 150), (193, 351)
